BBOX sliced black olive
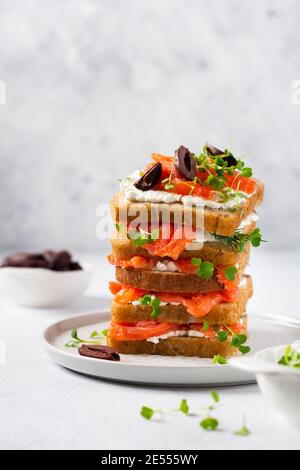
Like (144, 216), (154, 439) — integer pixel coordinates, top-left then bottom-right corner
(134, 162), (162, 191)
(206, 143), (224, 156)
(223, 151), (238, 167)
(174, 146), (196, 181)
(206, 143), (238, 167)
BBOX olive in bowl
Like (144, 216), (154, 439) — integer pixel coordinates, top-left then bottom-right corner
(0, 251), (91, 308)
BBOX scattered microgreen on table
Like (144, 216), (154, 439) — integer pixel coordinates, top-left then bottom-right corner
(140, 391), (252, 437)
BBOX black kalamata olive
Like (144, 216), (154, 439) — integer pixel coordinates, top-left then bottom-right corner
(206, 143), (238, 167)
(174, 146), (196, 180)
(134, 162), (162, 191)
(79, 344), (120, 361)
(206, 144), (224, 156)
(223, 152), (238, 167)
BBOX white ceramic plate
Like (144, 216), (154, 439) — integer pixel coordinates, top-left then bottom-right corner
(43, 311), (300, 387)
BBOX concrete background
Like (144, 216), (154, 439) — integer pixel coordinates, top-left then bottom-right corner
(0, 0), (299, 251)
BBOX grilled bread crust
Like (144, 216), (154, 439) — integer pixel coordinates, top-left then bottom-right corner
(111, 180), (264, 237)
(107, 335), (244, 358)
(111, 229), (252, 264)
(114, 250), (249, 293)
(111, 275), (253, 324)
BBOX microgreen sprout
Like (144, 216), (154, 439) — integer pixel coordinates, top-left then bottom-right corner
(235, 416), (251, 437)
(213, 228), (265, 253)
(115, 223), (124, 233)
(128, 228), (160, 247)
(215, 326), (251, 355)
(139, 295), (161, 318)
(64, 328), (107, 348)
(212, 355), (228, 365)
(140, 399), (190, 420)
(278, 345), (300, 369)
(224, 266), (238, 281)
(199, 391), (220, 432)
(191, 258), (215, 279)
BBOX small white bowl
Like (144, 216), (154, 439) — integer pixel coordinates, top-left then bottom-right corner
(230, 344), (300, 426)
(0, 263), (91, 308)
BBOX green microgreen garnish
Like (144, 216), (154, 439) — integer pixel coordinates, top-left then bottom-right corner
(162, 160), (175, 191)
(211, 391), (220, 403)
(199, 391), (221, 432)
(194, 145), (253, 200)
(115, 223), (124, 233)
(189, 176), (199, 195)
(89, 329), (108, 339)
(217, 331), (229, 343)
(200, 418), (219, 431)
(213, 228), (265, 253)
(278, 345), (300, 369)
(139, 295), (161, 318)
(179, 399), (189, 415)
(191, 258), (215, 279)
(140, 399), (190, 420)
(240, 167), (253, 178)
(65, 328), (107, 348)
(215, 326), (251, 356)
(212, 355), (228, 365)
(224, 266), (238, 281)
(140, 406), (155, 420)
(128, 228), (160, 247)
(235, 417), (251, 437)
(203, 321), (210, 331)
(141, 392), (252, 436)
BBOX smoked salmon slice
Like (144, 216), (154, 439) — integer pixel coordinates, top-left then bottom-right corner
(111, 283), (239, 319)
(144, 225), (192, 260)
(109, 320), (178, 341)
(109, 319), (244, 342)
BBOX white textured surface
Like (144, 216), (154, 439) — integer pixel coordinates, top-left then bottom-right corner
(0, 0), (300, 249)
(0, 249), (300, 450)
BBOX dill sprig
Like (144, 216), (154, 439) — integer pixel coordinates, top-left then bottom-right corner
(213, 228), (265, 252)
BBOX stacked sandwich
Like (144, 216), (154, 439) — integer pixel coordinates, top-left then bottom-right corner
(107, 144), (264, 359)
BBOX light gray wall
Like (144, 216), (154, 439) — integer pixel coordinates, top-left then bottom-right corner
(0, 0), (299, 251)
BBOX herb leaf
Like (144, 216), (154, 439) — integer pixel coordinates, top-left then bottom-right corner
(196, 261), (215, 279)
(278, 345), (300, 368)
(128, 228), (160, 247)
(235, 426), (251, 437)
(200, 417), (219, 431)
(140, 295), (161, 318)
(140, 406), (155, 420)
(179, 399), (189, 415)
(224, 266), (238, 281)
(65, 328), (107, 348)
(211, 391), (220, 403)
(213, 228), (265, 253)
(217, 331), (229, 343)
(212, 355), (228, 365)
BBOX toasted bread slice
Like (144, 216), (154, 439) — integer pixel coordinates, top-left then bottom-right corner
(111, 235), (251, 265)
(107, 335), (241, 358)
(114, 249), (249, 293)
(111, 275), (253, 325)
(111, 180), (264, 236)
